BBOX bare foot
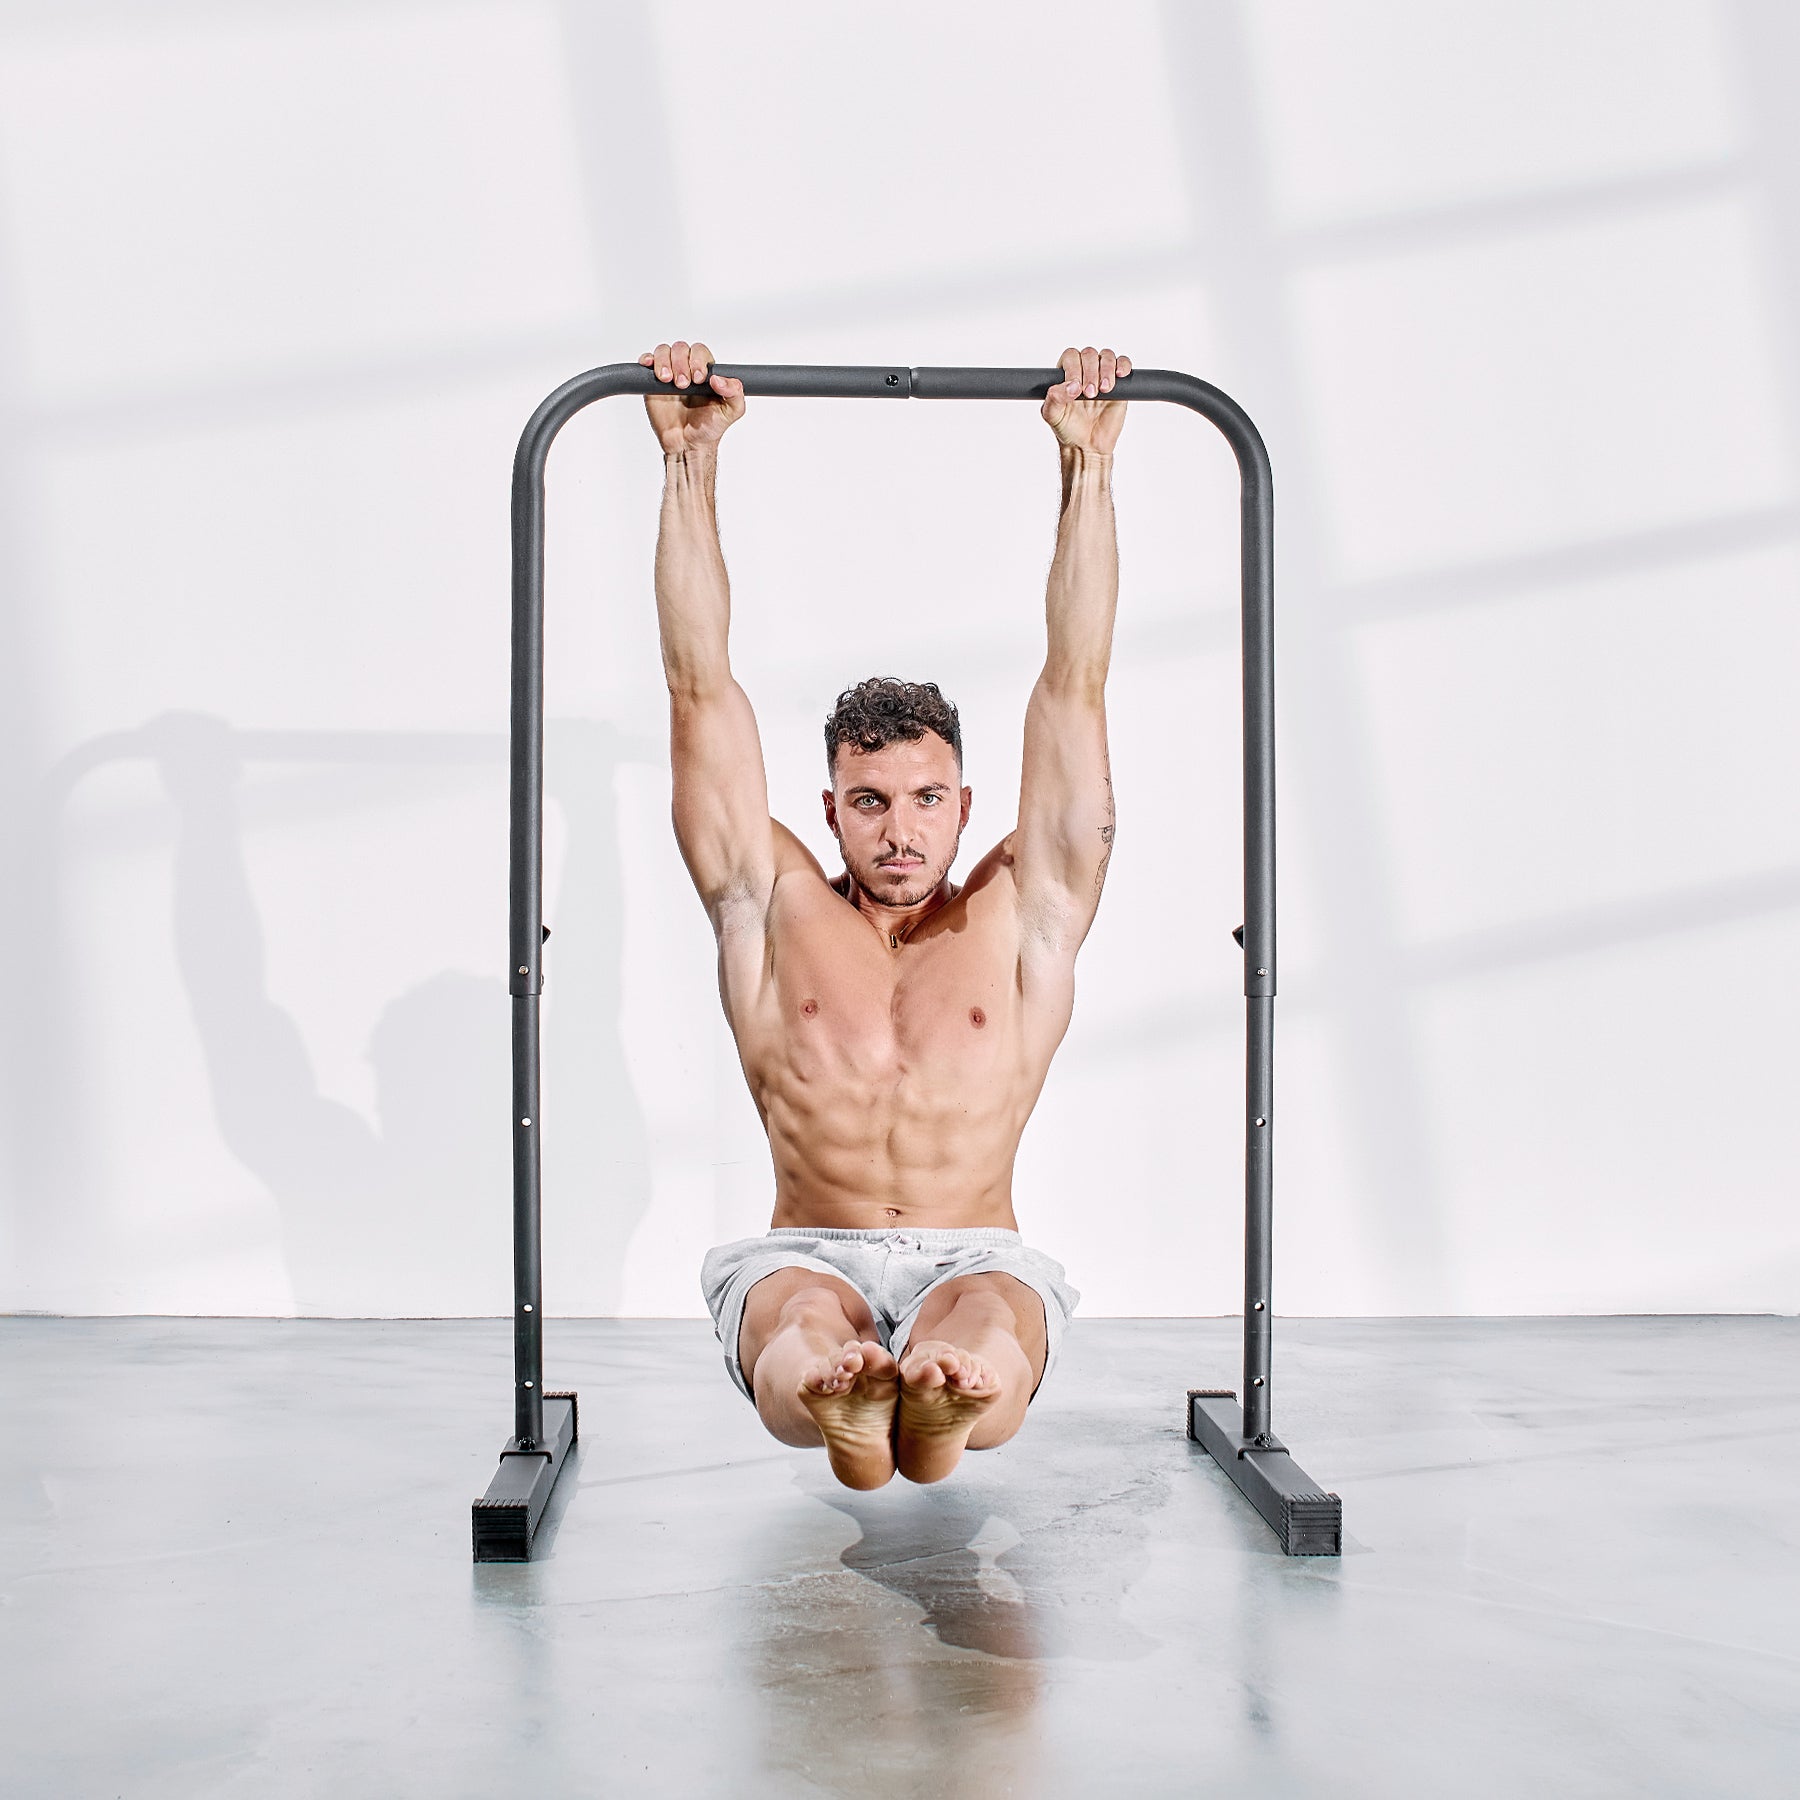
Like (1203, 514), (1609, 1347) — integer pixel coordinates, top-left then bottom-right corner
(798, 1340), (900, 1489)
(894, 1340), (1003, 1484)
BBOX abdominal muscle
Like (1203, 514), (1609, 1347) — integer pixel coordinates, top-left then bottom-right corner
(761, 1061), (1035, 1230)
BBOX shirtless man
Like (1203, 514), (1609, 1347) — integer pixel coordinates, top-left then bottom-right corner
(642, 337), (1130, 1490)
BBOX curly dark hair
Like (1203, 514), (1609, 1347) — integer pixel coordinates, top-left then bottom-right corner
(824, 676), (962, 777)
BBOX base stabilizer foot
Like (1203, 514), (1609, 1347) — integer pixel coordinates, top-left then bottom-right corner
(471, 1392), (579, 1562)
(1186, 1389), (1341, 1556)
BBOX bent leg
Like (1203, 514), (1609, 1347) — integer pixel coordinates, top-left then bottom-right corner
(738, 1266), (898, 1489)
(893, 1273), (1048, 1483)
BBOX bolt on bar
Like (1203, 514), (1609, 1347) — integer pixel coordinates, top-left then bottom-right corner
(474, 360), (1338, 1560)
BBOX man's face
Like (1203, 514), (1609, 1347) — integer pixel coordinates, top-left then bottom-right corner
(823, 732), (972, 907)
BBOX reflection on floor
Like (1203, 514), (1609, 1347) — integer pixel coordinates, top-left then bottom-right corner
(3, 1316), (1796, 1798)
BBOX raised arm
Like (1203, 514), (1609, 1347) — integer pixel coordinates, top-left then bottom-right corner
(1014, 345), (1131, 956)
(642, 339), (774, 929)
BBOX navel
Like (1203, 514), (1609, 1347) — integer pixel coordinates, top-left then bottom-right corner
(970, 1006), (986, 1028)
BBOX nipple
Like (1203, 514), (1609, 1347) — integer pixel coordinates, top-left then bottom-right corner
(801, 999), (818, 1016)
(970, 1007), (986, 1028)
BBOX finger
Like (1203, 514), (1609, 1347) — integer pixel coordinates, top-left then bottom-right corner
(650, 342), (673, 380)
(1117, 353), (1132, 378)
(671, 339), (691, 386)
(1060, 346), (1082, 396)
(690, 340), (713, 384)
(1099, 347), (1117, 393)
(1081, 345), (1099, 398)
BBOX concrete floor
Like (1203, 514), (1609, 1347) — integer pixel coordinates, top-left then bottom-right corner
(2, 1316), (1797, 1798)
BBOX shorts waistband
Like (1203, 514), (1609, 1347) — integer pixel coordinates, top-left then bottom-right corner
(768, 1226), (1023, 1248)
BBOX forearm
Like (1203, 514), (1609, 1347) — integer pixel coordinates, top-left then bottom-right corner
(655, 445), (733, 696)
(1042, 445), (1118, 694)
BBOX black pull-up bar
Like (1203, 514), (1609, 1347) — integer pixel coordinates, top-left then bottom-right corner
(470, 363), (1340, 1561)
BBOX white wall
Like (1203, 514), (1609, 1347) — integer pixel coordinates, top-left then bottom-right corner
(2, 0), (1795, 1319)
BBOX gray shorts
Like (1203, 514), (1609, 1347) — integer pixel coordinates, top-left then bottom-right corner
(700, 1226), (1080, 1406)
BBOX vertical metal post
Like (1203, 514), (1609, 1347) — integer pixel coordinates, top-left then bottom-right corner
(508, 398), (550, 1449)
(1187, 384), (1332, 1554)
(1238, 440), (1276, 1441)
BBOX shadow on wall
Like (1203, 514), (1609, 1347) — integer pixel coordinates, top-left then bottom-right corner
(33, 709), (653, 1316)
(156, 708), (506, 1315)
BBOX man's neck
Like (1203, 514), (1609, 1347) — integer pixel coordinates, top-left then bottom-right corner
(833, 868), (959, 943)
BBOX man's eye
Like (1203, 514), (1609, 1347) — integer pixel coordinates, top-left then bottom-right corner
(920, 793), (939, 805)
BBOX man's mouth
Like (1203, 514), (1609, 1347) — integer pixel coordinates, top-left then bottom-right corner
(881, 857), (923, 869)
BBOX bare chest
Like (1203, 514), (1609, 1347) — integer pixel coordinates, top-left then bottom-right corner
(740, 888), (1026, 1090)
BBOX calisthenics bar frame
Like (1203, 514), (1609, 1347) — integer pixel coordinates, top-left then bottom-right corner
(469, 362), (1342, 1561)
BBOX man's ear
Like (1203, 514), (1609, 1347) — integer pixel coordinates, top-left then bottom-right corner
(959, 785), (972, 829)
(821, 787), (838, 835)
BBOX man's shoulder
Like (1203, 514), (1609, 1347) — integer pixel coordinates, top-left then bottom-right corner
(751, 825), (854, 932)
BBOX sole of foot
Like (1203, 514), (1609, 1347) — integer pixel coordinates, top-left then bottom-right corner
(895, 1340), (1003, 1484)
(798, 1339), (900, 1490)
